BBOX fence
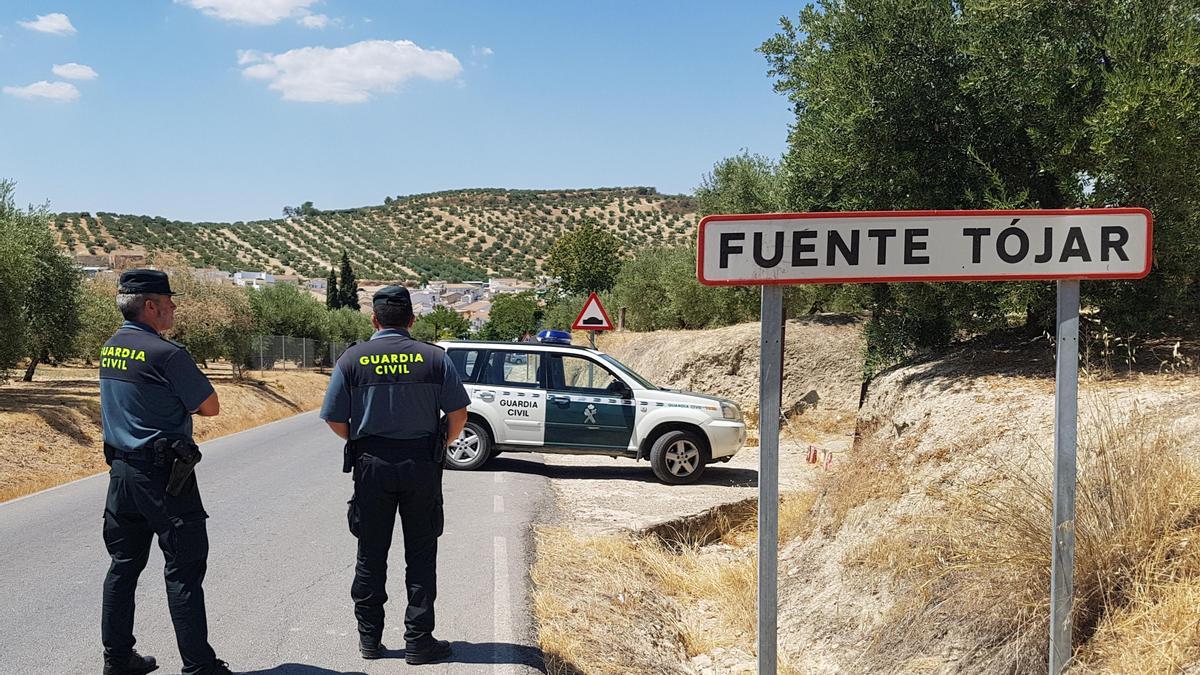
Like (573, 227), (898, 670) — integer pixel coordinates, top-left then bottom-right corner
(247, 335), (352, 370)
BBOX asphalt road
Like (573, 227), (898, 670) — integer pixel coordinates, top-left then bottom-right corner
(0, 411), (551, 674)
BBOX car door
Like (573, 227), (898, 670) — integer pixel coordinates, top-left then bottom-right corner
(474, 348), (547, 446)
(543, 352), (635, 451)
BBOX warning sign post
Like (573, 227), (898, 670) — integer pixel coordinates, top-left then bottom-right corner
(697, 209), (1152, 675)
(573, 292), (614, 348)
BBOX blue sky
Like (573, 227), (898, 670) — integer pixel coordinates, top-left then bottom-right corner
(1, 1), (798, 222)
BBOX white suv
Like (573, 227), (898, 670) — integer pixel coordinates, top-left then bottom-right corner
(436, 335), (746, 484)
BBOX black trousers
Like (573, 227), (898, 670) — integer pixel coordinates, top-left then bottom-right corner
(101, 459), (218, 675)
(348, 451), (444, 647)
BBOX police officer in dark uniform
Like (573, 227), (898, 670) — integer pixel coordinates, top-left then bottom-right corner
(98, 270), (233, 675)
(321, 285), (469, 665)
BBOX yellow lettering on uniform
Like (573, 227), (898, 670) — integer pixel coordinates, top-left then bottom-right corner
(414, 353), (424, 363)
(359, 356), (369, 366)
(133, 350), (146, 362)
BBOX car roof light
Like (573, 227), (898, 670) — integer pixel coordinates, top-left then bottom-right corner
(536, 329), (573, 345)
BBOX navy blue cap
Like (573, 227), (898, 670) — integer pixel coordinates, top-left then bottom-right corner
(118, 269), (176, 296)
(372, 285), (411, 308)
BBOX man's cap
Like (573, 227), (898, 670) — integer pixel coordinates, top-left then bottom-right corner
(118, 269), (177, 296)
(372, 285), (411, 308)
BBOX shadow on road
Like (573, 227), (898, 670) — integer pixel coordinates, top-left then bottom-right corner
(486, 456), (758, 487)
(240, 666), (366, 675)
(447, 641), (546, 669)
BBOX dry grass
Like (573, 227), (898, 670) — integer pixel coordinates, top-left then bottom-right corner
(0, 363), (329, 502)
(852, 402), (1200, 672)
(533, 489), (818, 674)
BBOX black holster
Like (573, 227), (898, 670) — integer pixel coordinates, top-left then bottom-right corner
(342, 440), (357, 474)
(435, 417), (449, 466)
(153, 438), (202, 496)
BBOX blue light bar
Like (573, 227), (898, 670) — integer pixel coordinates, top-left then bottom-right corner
(536, 329), (573, 345)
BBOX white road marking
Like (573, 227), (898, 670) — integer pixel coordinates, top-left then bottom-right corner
(494, 472), (505, 484)
(494, 495), (505, 513)
(494, 536), (516, 673)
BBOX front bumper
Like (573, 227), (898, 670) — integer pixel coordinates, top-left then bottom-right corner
(704, 419), (746, 460)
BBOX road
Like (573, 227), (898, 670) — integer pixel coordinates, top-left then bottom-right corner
(0, 411), (550, 674)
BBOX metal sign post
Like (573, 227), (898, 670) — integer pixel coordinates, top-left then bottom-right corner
(758, 286), (784, 674)
(1049, 279), (1080, 672)
(696, 209), (1152, 675)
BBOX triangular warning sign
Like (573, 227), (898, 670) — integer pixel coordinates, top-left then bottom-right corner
(572, 292), (614, 331)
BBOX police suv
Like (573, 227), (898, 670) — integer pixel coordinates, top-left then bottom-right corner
(436, 330), (746, 484)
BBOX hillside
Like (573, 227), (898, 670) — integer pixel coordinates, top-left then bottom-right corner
(50, 187), (697, 281)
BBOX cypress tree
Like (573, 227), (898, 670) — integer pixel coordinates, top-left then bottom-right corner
(338, 251), (359, 310)
(325, 267), (340, 310)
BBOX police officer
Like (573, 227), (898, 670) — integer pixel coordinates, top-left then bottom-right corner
(98, 269), (233, 675)
(320, 285), (469, 665)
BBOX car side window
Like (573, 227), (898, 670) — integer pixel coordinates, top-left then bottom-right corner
(481, 350), (543, 388)
(550, 354), (623, 395)
(447, 349), (483, 383)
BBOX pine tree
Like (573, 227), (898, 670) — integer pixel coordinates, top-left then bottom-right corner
(338, 252), (359, 311)
(325, 267), (340, 310)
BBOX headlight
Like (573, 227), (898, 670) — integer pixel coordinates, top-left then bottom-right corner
(721, 402), (742, 421)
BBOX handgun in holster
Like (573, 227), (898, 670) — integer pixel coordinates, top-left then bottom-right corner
(152, 437), (202, 497)
(342, 440), (356, 474)
(434, 416), (450, 466)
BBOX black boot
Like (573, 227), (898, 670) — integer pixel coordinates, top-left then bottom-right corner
(405, 639), (451, 665)
(102, 650), (158, 675)
(207, 659), (234, 674)
(359, 634), (386, 660)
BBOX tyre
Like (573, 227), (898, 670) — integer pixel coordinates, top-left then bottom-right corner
(649, 429), (707, 485)
(445, 420), (492, 471)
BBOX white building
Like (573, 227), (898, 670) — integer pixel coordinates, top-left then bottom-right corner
(234, 271), (275, 288)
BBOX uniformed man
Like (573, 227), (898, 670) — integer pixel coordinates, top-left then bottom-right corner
(320, 285), (469, 665)
(98, 269), (233, 675)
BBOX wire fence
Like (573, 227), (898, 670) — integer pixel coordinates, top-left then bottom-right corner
(247, 335), (353, 370)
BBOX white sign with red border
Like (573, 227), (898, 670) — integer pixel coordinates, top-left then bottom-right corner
(572, 292), (614, 331)
(697, 209), (1153, 286)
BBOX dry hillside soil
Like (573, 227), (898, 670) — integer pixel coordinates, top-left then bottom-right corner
(0, 363), (330, 502)
(533, 323), (1200, 674)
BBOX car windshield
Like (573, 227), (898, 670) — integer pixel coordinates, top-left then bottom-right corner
(597, 353), (659, 390)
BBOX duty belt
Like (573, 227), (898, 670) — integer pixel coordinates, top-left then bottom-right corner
(104, 442), (154, 465)
(344, 434), (438, 471)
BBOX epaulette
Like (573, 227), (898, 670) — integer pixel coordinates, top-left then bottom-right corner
(346, 341), (358, 348)
(164, 337), (187, 350)
(416, 339), (445, 351)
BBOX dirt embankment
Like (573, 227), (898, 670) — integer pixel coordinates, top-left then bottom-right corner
(0, 365), (330, 502)
(534, 321), (1200, 674)
(599, 315), (865, 422)
(777, 348), (1200, 673)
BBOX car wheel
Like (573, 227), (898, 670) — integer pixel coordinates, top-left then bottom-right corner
(649, 429), (707, 485)
(445, 420), (492, 471)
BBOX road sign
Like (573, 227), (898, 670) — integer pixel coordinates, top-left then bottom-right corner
(697, 208), (1154, 675)
(698, 209), (1152, 286)
(572, 292), (614, 331)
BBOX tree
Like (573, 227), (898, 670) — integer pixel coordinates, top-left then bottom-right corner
(325, 267), (340, 310)
(411, 306), (470, 341)
(695, 152), (785, 216)
(247, 282), (329, 341)
(0, 180), (83, 381)
(545, 222), (623, 295)
(337, 251), (360, 311)
(479, 292), (542, 341)
(325, 307), (374, 344)
(22, 244), (82, 380)
(74, 276), (122, 365)
(760, 0), (1200, 368)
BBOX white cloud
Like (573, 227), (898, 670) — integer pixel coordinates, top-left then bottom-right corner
(472, 45), (494, 57)
(239, 39), (462, 103)
(52, 63), (98, 80)
(176, 0), (319, 25)
(3, 81), (80, 101)
(18, 13), (76, 35)
(298, 13), (329, 29)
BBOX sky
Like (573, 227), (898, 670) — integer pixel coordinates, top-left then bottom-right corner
(0, 1), (798, 222)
